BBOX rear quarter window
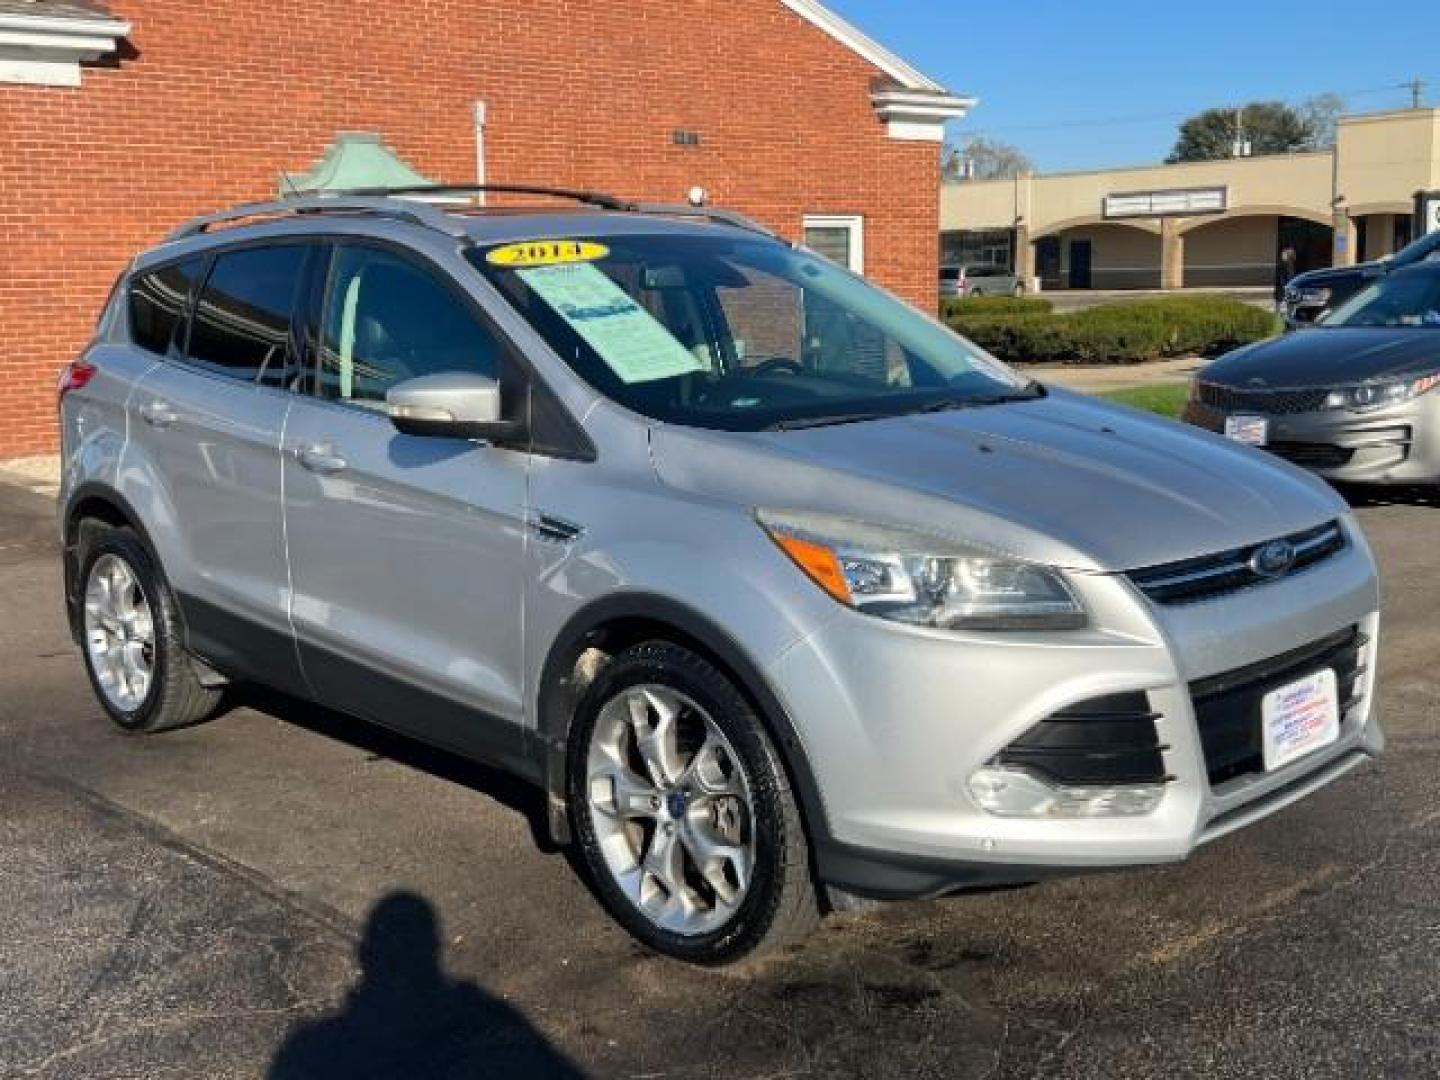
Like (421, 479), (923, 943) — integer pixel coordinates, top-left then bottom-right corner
(129, 258), (204, 357)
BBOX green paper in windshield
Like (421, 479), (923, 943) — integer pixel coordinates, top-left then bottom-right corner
(518, 263), (704, 384)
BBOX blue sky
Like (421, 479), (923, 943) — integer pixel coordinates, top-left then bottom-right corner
(823, 0), (1434, 172)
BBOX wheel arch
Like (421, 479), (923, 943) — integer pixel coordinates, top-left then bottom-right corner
(62, 482), (162, 644)
(536, 593), (832, 854)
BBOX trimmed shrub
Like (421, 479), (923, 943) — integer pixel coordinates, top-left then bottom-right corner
(940, 295), (1053, 319)
(943, 294), (1278, 365)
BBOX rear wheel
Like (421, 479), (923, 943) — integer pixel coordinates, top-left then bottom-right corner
(79, 527), (220, 733)
(568, 641), (817, 964)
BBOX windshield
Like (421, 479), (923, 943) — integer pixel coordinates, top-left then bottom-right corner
(471, 234), (1034, 431)
(1391, 226), (1440, 267)
(1322, 272), (1440, 329)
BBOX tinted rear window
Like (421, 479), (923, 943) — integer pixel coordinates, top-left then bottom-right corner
(187, 245), (308, 382)
(129, 258), (204, 357)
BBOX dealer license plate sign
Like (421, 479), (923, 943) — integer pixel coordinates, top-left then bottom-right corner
(1262, 669), (1339, 772)
(1225, 414), (1269, 446)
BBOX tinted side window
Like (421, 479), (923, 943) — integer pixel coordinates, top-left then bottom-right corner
(316, 246), (498, 406)
(129, 258), (203, 357)
(187, 246), (308, 382)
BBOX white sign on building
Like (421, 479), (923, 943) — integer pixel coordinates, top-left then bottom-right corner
(1422, 194), (1440, 236)
(1103, 187), (1228, 219)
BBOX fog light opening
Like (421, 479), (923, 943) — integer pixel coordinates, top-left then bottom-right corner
(968, 765), (1165, 819)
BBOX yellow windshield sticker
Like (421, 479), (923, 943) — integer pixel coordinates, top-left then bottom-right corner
(486, 240), (609, 268)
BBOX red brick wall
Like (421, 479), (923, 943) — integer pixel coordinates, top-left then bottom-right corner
(0, 1), (941, 455)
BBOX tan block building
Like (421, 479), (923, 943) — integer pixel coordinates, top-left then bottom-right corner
(941, 108), (1440, 291)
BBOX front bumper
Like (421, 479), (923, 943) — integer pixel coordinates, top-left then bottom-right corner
(1183, 395), (1440, 485)
(770, 525), (1382, 900)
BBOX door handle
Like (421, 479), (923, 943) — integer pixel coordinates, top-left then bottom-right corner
(295, 442), (348, 475)
(139, 399), (178, 429)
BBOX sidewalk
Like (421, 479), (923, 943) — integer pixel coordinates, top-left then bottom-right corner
(1026, 355), (1202, 393)
(0, 454), (60, 498)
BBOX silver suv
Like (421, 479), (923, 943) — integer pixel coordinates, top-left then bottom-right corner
(60, 188), (1383, 965)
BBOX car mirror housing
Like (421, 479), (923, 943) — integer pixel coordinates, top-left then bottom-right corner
(386, 372), (521, 442)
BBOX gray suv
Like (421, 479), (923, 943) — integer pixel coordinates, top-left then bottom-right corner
(60, 188), (1383, 965)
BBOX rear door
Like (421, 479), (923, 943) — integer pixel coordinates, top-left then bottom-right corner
(128, 242), (314, 694)
(281, 241), (531, 772)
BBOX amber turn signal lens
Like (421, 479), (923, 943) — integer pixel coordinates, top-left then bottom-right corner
(772, 534), (852, 604)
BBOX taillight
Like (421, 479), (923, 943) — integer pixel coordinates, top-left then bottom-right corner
(58, 360), (97, 400)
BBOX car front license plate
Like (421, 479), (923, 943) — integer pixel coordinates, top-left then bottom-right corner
(1262, 669), (1340, 772)
(1225, 414), (1269, 446)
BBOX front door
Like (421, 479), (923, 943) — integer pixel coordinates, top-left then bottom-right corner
(129, 244), (314, 695)
(281, 242), (531, 772)
(1068, 240), (1093, 289)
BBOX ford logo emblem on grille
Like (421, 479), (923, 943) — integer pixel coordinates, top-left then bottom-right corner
(1250, 539), (1297, 578)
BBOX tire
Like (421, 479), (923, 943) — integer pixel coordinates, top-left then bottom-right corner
(77, 526), (220, 734)
(568, 641), (818, 965)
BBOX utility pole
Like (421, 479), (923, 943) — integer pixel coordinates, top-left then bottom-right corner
(1402, 77), (1425, 109)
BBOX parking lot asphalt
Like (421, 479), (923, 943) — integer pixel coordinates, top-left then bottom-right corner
(1, 479), (1437, 1080)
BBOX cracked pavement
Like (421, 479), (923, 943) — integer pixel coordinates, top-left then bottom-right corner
(0, 479), (1436, 1078)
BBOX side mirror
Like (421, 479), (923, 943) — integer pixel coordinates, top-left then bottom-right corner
(386, 373), (521, 442)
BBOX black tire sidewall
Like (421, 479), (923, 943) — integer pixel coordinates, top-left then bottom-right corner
(567, 642), (800, 964)
(77, 530), (175, 732)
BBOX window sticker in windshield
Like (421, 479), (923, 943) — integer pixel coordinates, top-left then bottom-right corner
(517, 263), (704, 384)
(486, 240), (610, 268)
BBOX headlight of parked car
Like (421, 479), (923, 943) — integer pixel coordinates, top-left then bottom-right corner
(1324, 372), (1440, 412)
(1294, 286), (1332, 307)
(757, 509), (1086, 631)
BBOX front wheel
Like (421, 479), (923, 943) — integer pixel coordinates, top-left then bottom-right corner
(568, 642), (817, 964)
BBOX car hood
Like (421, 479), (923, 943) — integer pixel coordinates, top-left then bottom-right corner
(1289, 263), (1381, 290)
(1202, 328), (1440, 388)
(649, 390), (1345, 573)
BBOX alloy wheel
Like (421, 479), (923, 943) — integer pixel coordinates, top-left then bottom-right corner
(83, 553), (156, 712)
(585, 684), (755, 936)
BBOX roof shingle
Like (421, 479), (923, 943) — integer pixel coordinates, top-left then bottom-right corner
(0, 1), (118, 20)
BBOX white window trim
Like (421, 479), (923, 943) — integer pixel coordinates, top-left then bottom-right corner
(0, 12), (131, 87)
(803, 214), (866, 275)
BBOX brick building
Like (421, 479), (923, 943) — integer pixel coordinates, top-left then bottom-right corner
(0, 0), (972, 456)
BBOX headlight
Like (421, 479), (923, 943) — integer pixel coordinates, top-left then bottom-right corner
(757, 509), (1086, 631)
(1324, 372), (1440, 413)
(1295, 287), (1331, 306)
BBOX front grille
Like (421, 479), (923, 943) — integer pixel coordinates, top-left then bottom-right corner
(1268, 442), (1356, 469)
(998, 692), (1170, 786)
(1128, 521), (1346, 605)
(1191, 627), (1366, 787)
(1196, 382), (1329, 415)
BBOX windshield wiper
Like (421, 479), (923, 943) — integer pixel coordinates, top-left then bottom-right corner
(765, 411), (900, 431)
(916, 385), (1047, 413)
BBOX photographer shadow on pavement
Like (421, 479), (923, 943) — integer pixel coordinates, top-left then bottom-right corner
(269, 891), (585, 1080)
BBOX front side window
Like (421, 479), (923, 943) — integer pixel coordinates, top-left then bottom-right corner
(472, 234), (1033, 432)
(187, 245), (308, 383)
(316, 246), (500, 407)
(129, 258), (204, 358)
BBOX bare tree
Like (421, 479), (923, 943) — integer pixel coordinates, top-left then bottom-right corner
(944, 137), (1032, 182)
(1298, 93), (1345, 149)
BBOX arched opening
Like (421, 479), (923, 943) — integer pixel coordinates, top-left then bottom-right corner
(1181, 213), (1333, 288)
(1031, 219), (1162, 290)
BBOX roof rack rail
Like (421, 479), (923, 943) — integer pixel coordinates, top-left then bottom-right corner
(341, 183), (636, 212)
(330, 185), (779, 237)
(165, 186), (781, 244)
(627, 202), (778, 240)
(165, 194), (470, 242)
